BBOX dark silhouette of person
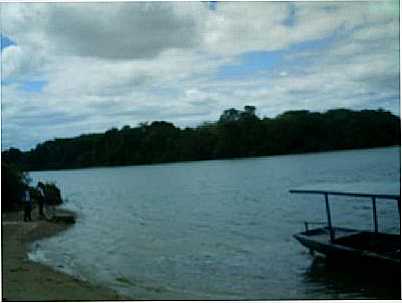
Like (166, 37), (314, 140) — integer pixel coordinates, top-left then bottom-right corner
(23, 187), (32, 222)
(37, 182), (46, 219)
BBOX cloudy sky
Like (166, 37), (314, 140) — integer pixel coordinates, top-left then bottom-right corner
(1, 1), (399, 151)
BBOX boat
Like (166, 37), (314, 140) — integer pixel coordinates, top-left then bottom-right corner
(290, 183), (401, 271)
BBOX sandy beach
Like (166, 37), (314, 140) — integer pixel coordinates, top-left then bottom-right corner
(2, 209), (129, 301)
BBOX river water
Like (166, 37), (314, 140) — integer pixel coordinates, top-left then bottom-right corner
(29, 147), (400, 300)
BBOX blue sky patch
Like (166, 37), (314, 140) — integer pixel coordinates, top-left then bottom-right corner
(1, 35), (15, 50)
(1, 79), (13, 86)
(20, 80), (47, 93)
(214, 32), (339, 82)
(216, 50), (282, 80)
(288, 33), (337, 53)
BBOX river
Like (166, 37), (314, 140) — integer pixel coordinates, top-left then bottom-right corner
(29, 146), (400, 299)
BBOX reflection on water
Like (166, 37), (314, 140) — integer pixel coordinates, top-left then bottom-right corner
(29, 147), (400, 300)
(304, 257), (400, 299)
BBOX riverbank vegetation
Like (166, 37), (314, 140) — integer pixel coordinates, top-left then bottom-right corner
(2, 162), (30, 211)
(2, 161), (63, 211)
(2, 107), (400, 171)
(30, 182), (63, 206)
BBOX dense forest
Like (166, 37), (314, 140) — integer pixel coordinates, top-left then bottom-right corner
(3, 106), (400, 172)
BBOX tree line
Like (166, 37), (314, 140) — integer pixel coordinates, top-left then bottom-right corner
(2, 106), (400, 172)
(2, 162), (63, 211)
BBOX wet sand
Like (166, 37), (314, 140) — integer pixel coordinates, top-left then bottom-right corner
(2, 209), (130, 301)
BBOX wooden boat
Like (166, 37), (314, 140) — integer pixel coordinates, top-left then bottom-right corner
(290, 184), (400, 270)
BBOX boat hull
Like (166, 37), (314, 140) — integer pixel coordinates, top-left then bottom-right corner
(294, 227), (400, 271)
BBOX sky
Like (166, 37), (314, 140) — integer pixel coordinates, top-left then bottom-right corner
(1, 1), (400, 151)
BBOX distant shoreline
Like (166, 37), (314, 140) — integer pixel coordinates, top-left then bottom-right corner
(4, 107), (399, 172)
(27, 145), (400, 173)
(2, 208), (130, 301)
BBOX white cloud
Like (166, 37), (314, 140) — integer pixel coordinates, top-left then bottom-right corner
(2, 45), (46, 80)
(2, 2), (207, 59)
(0, 1), (399, 150)
(203, 2), (291, 54)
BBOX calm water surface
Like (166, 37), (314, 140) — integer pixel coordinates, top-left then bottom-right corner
(29, 147), (401, 299)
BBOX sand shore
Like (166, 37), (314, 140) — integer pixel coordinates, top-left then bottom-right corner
(2, 209), (129, 301)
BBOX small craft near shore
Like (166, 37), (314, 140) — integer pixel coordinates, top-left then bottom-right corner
(45, 208), (76, 224)
(290, 183), (400, 273)
(49, 213), (76, 224)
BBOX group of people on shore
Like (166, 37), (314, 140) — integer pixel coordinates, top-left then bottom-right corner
(22, 182), (49, 222)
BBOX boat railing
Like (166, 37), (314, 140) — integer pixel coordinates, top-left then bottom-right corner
(290, 188), (401, 243)
(303, 221), (327, 232)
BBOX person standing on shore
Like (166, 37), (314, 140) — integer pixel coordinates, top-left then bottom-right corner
(22, 187), (32, 222)
(37, 182), (46, 219)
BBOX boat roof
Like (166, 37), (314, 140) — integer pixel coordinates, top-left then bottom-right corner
(290, 182), (400, 200)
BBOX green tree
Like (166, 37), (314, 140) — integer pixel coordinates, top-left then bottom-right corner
(2, 162), (30, 211)
(3, 106), (399, 171)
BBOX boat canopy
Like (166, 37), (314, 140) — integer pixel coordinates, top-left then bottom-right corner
(290, 182), (400, 200)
